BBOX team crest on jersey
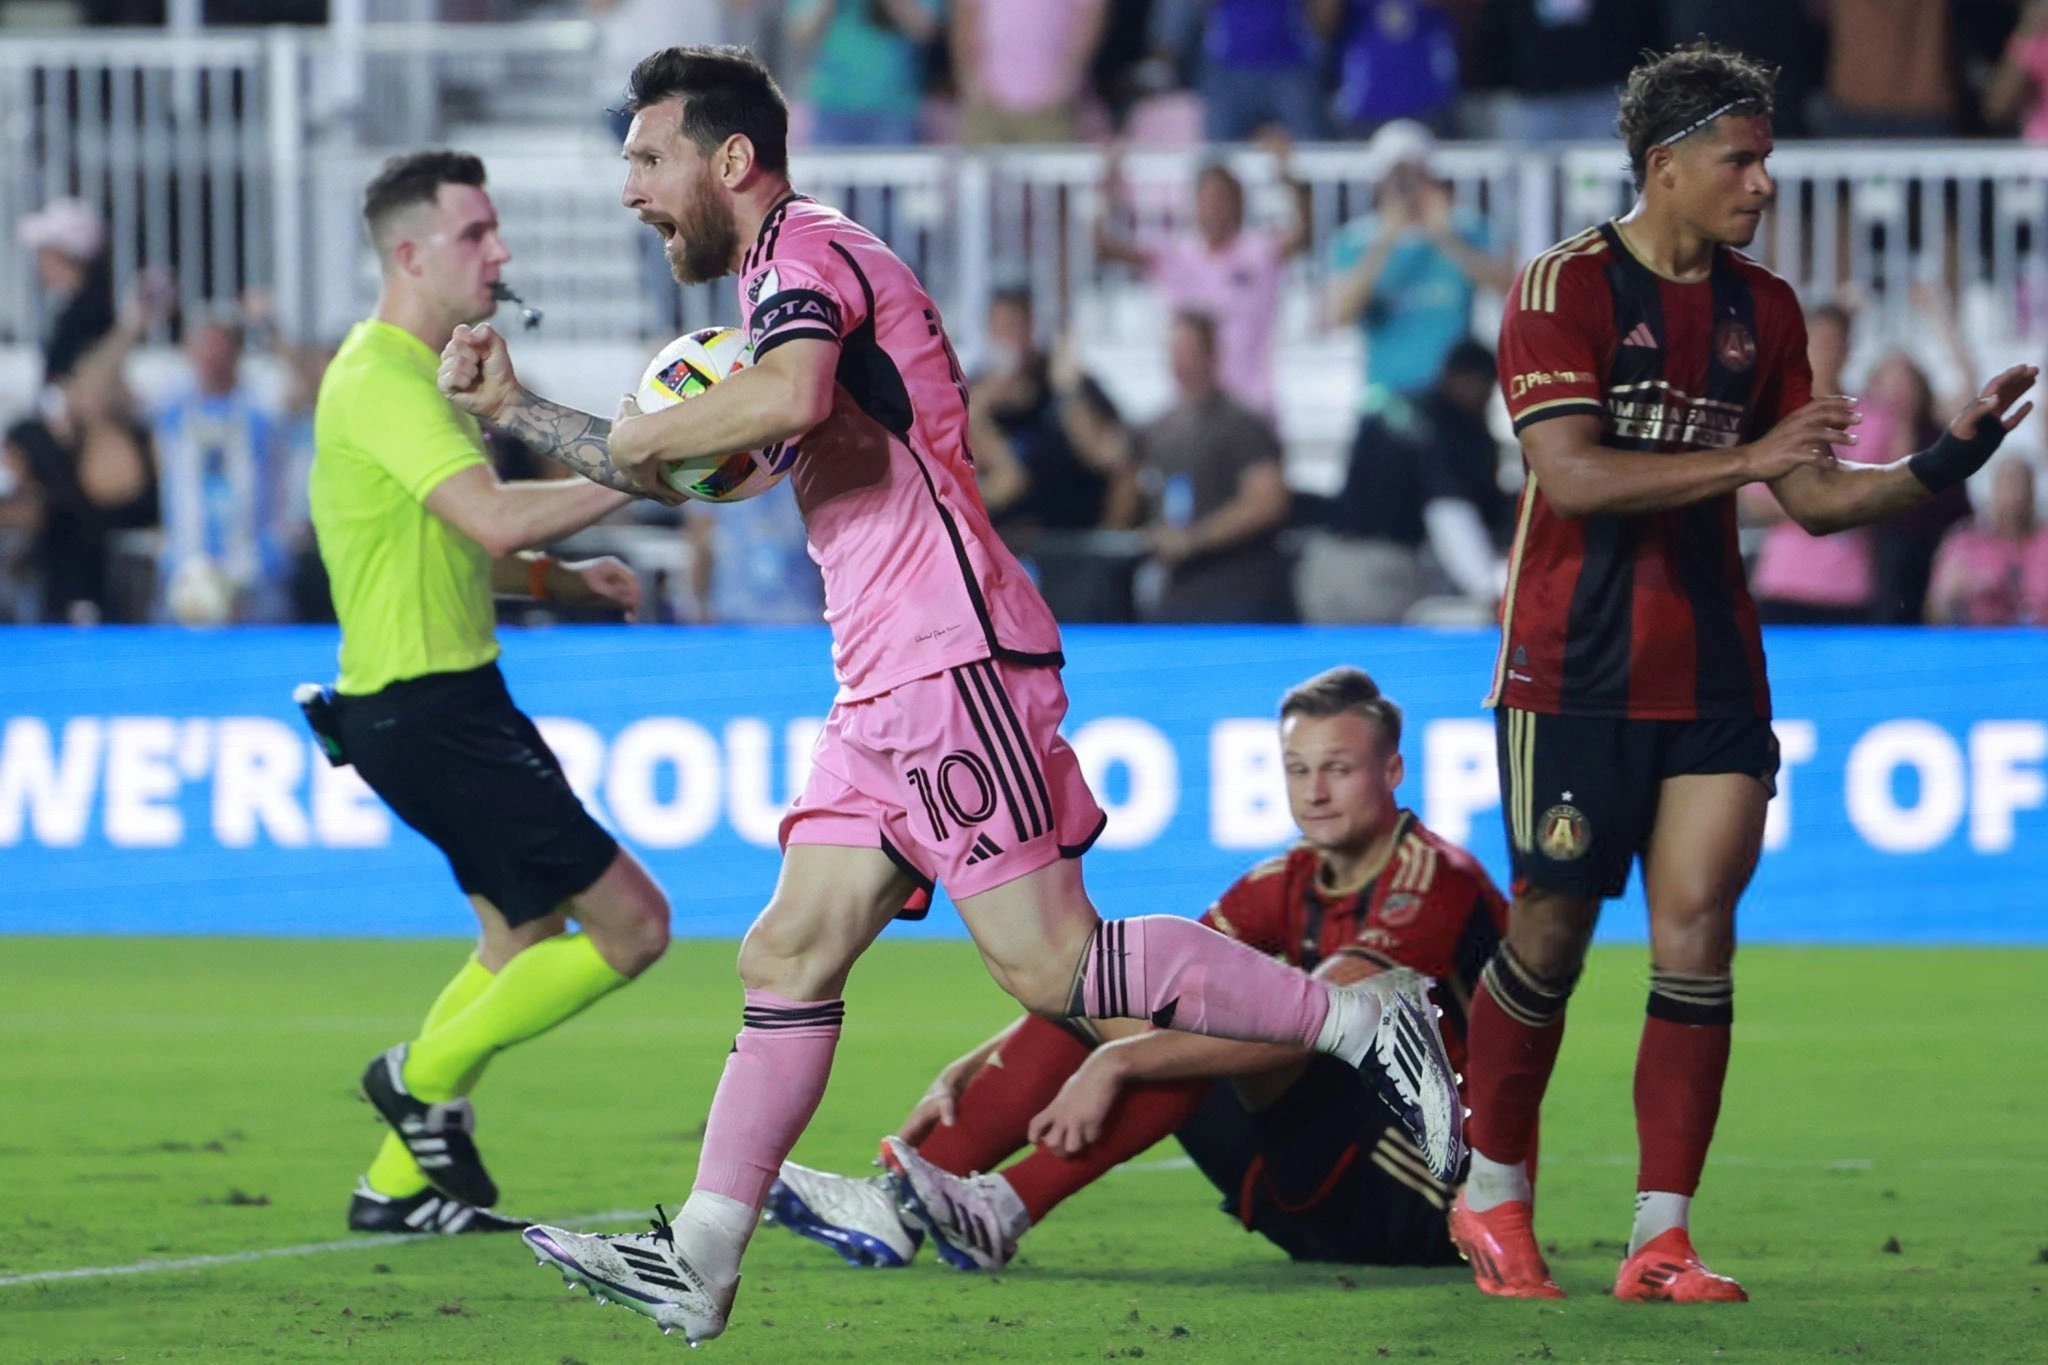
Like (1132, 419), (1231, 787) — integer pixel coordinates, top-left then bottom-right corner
(1537, 803), (1592, 861)
(1713, 319), (1757, 374)
(1378, 891), (1423, 928)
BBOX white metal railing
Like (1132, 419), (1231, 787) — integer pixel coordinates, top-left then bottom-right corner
(0, 23), (604, 347)
(0, 32), (273, 353)
(6, 26), (2048, 358)
(1561, 143), (2048, 342)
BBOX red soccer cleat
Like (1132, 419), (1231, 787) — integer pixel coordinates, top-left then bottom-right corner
(1448, 1191), (1565, 1299)
(1612, 1228), (1749, 1303)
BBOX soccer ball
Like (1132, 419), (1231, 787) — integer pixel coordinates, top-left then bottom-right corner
(635, 326), (799, 503)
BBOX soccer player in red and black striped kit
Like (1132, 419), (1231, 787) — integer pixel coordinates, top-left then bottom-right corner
(1450, 43), (2038, 1303)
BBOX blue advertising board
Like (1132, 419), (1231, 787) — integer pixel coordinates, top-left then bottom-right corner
(1, 626), (2043, 941)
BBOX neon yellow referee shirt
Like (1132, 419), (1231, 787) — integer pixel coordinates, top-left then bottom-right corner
(311, 319), (499, 695)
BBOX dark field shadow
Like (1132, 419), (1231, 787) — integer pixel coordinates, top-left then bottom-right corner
(1010, 1260), (1471, 1290)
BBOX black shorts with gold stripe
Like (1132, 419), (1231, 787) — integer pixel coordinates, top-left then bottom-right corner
(1173, 1056), (1460, 1267)
(1495, 707), (1780, 901)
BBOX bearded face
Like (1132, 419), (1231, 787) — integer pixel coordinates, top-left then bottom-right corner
(666, 156), (740, 284)
(622, 102), (744, 286)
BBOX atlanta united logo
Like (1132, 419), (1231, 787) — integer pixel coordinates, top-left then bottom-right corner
(1713, 319), (1757, 374)
(1537, 803), (1592, 861)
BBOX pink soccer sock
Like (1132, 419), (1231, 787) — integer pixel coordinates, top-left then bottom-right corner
(1076, 915), (1330, 1046)
(691, 990), (844, 1211)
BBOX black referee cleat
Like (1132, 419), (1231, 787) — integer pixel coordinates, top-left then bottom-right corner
(360, 1044), (500, 1209)
(346, 1177), (528, 1235)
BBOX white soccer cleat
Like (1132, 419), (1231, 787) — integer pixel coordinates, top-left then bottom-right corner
(522, 1208), (736, 1346)
(1344, 968), (1468, 1185)
(877, 1136), (1019, 1272)
(766, 1162), (923, 1267)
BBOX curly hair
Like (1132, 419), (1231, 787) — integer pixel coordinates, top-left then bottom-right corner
(1618, 41), (1777, 191)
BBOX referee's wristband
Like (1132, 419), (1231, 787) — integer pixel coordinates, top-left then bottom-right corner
(528, 553), (557, 601)
(1908, 413), (2005, 494)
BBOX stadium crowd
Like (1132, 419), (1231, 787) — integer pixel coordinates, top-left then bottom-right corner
(5, 0), (2048, 628)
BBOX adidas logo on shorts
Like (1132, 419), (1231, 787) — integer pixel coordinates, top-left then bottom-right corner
(964, 834), (1004, 866)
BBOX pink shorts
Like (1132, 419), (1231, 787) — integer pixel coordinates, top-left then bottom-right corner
(779, 658), (1108, 902)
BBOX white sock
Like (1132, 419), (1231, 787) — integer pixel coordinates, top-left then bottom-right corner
(668, 1190), (754, 1285)
(1462, 1153), (1532, 1212)
(1630, 1190), (1690, 1256)
(986, 1173), (1032, 1242)
(1312, 981), (1383, 1068)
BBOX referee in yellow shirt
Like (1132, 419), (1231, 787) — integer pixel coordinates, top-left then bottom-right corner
(311, 150), (671, 1235)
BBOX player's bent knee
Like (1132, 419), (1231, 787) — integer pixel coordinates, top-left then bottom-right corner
(990, 958), (1075, 1018)
(1001, 973), (1073, 1019)
(1507, 890), (1599, 981)
(618, 900), (672, 977)
(581, 911), (668, 979)
(968, 921), (1090, 1018)
(735, 903), (862, 998)
(1649, 897), (1736, 974)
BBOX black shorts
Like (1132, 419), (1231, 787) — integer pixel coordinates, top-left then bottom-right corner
(1174, 1056), (1458, 1267)
(1495, 707), (1780, 901)
(334, 663), (619, 927)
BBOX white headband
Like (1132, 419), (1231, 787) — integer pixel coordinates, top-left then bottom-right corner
(1655, 99), (1760, 147)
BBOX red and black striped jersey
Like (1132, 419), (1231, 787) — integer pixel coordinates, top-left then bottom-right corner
(1198, 812), (1507, 1076)
(1490, 221), (1813, 719)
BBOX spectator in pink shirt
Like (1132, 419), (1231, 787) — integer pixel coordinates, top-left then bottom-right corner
(950, 0), (1110, 144)
(1095, 136), (1312, 415)
(1985, 1), (2048, 143)
(1747, 303), (1884, 624)
(1926, 458), (2048, 624)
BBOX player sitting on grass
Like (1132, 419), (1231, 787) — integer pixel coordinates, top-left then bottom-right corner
(769, 667), (1505, 1272)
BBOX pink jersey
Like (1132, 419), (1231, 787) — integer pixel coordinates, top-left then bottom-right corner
(1751, 414), (1891, 609)
(738, 196), (1064, 700)
(1146, 228), (1285, 415)
(1927, 521), (2048, 625)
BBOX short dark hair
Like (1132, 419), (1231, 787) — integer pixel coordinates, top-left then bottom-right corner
(362, 149), (485, 244)
(1618, 41), (1776, 191)
(626, 45), (789, 174)
(1279, 667), (1404, 750)
(1440, 338), (1497, 383)
(990, 285), (1034, 315)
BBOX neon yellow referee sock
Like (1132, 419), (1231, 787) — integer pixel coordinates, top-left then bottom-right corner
(365, 955), (496, 1198)
(401, 932), (628, 1103)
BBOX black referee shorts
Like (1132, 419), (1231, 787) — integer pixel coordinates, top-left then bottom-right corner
(1175, 1056), (1459, 1266)
(1495, 707), (1780, 901)
(335, 663), (619, 927)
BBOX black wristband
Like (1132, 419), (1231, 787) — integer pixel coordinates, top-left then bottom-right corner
(1907, 412), (2006, 494)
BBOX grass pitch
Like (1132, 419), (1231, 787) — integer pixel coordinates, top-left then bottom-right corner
(2, 938), (2043, 1363)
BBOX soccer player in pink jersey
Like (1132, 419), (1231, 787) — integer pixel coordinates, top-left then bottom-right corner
(435, 46), (1462, 1345)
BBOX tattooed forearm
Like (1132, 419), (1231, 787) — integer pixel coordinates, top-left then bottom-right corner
(494, 389), (642, 496)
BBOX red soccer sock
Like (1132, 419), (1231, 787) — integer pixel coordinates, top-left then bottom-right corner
(1634, 971), (1734, 1197)
(1464, 944), (1573, 1167)
(999, 1079), (1209, 1225)
(918, 1014), (1091, 1176)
